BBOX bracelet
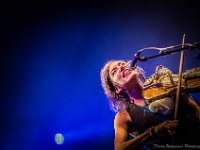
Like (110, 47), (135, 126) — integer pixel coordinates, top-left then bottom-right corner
(149, 126), (156, 137)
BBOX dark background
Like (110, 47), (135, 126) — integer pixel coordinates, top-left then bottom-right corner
(1, 1), (200, 150)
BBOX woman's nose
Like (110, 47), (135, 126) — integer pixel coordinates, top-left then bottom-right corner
(119, 65), (126, 71)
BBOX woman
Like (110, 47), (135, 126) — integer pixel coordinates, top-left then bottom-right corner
(100, 60), (200, 150)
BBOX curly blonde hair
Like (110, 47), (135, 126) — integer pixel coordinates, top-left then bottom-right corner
(100, 60), (145, 112)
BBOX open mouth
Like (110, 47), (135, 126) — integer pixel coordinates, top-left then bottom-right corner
(123, 69), (131, 77)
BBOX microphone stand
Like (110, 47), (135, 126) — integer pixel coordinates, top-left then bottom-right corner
(137, 41), (200, 62)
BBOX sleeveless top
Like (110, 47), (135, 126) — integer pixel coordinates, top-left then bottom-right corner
(126, 104), (172, 134)
(126, 103), (200, 148)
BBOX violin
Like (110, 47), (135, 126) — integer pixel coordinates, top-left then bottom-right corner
(142, 65), (200, 104)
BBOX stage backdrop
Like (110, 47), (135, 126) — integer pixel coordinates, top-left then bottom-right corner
(1, 1), (200, 150)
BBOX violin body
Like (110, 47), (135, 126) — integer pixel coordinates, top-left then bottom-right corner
(143, 65), (200, 104)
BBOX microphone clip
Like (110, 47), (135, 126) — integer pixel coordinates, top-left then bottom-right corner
(129, 51), (141, 70)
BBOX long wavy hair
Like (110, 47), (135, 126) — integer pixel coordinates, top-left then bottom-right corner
(100, 60), (145, 112)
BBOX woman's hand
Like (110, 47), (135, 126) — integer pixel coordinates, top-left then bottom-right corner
(154, 120), (179, 136)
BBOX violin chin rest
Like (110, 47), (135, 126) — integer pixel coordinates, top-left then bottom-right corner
(148, 97), (174, 115)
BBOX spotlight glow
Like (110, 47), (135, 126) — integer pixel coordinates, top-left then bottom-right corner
(55, 133), (64, 145)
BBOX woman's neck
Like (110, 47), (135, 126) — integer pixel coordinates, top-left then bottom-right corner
(133, 99), (147, 107)
(126, 84), (147, 107)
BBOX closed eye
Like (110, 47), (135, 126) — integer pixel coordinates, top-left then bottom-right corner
(111, 68), (117, 76)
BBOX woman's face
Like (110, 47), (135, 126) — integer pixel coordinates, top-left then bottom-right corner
(109, 61), (141, 90)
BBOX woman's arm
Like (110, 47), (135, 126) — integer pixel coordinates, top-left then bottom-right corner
(114, 110), (152, 150)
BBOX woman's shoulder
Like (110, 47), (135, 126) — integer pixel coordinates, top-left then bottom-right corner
(114, 109), (136, 133)
(114, 109), (133, 123)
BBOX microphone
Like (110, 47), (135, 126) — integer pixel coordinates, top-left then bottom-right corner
(128, 51), (141, 69)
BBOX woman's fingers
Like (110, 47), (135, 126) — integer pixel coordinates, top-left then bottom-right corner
(155, 120), (179, 136)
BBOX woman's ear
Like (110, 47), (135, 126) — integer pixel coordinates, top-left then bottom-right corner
(115, 85), (122, 94)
